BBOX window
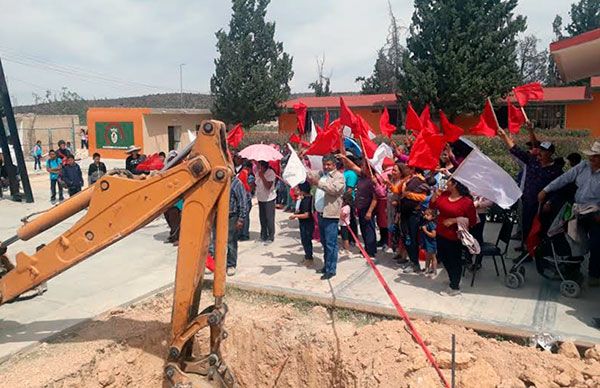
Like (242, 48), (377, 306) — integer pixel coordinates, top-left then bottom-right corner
(306, 109), (340, 129)
(523, 105), (565, 129)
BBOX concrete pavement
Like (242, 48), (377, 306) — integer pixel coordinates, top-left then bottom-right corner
(1, 160), (599, 364)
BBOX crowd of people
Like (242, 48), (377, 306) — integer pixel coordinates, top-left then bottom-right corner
(26, 125), (600, 295)
(223, 126), (599, 296)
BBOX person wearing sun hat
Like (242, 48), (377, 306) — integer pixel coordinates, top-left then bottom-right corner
(124, 145), (146, 175)
(540, 140), (600, 286)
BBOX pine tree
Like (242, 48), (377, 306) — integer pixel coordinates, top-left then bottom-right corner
(400, 0), (526, 117)
(566, 0), (600, 36)
(210, 0), (293, 127)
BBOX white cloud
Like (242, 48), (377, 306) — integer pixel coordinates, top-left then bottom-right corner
(0, 0), (575, 105)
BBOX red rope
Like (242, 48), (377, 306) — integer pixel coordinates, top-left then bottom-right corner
(343, 220), (451, 388)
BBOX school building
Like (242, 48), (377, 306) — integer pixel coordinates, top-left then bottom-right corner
(87, 107), (212, 159)
(279, 77), (600, 138)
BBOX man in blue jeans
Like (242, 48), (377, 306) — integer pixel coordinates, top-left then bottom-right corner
(308, 154), (345, 280)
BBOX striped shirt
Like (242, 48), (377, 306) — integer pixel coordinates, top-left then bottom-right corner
(230, 177), (249, 221)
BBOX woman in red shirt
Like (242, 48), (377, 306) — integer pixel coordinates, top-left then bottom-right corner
(430, 179), (477, 296)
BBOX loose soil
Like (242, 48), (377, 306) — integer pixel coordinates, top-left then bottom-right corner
(1, 288), (599, 388)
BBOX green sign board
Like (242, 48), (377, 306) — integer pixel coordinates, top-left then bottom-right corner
(95, 122), (134, 149)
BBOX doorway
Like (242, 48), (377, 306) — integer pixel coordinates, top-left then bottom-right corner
(167, 125), (182, 151)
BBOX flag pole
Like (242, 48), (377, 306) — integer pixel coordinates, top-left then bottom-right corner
(487, 97), (502, 133)
(358, 136), (375, 177)
(512, 88), (530, 123)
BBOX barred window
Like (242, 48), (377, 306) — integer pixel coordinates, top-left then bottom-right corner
(524, 105), (565, 129)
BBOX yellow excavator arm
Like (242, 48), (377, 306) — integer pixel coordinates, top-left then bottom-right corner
(0, 120), (236, 387)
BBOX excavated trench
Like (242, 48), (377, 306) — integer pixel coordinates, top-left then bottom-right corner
(1, 288), (600, 388)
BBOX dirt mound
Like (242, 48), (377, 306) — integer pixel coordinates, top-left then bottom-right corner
(1, 290), (599, 388)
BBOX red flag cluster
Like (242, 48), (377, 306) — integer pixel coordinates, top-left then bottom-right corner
(226, 123), (244, 148)
(404, 103), (464, 170)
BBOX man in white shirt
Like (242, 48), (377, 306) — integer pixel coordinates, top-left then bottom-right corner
(255, 161), (277, 243)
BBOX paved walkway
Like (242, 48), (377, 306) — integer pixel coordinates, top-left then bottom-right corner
(1, 160), (599, 363)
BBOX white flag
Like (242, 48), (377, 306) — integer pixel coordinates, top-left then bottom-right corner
(282, 144), (307, 188)
(306, 155), (323, 172)
(369, 143), (394, 174)
(452, 148), (522, 209)
(187, 129), (197, 142)
(309, 119), (318, 143)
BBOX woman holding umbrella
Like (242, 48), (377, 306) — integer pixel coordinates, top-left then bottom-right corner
(239, 144), (283, 244)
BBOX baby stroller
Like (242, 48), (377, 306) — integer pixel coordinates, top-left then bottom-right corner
(506, 203), (585, 298)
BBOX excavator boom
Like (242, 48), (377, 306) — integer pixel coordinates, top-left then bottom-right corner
(0, 120), (236, 387)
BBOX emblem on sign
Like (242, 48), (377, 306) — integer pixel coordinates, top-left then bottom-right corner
(110, 127), (119, 144)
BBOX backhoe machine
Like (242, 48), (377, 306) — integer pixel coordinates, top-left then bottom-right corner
(0, 120), (236, 387)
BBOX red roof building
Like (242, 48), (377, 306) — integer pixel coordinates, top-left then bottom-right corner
(280, 84), (600, 137)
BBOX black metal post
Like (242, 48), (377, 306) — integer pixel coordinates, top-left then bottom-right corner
(0, 57), (34, 203)
(0, 117), (21, 200)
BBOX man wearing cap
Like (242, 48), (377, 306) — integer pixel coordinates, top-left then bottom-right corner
(125, 145), (146, 175)
(539, 140), (600, 286)
(498, 128), (563, 247)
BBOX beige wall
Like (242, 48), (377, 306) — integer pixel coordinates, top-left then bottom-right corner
(14, 114), (81, 157)
(142, 113), (212, 154)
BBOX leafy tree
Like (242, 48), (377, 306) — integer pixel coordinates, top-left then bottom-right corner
(356, 2), (405, 94)
(399, 0), (526, 118)
(565, 0), (600, 36)
(308, 56), (331, 96)
(517, 35), (548, 84)
(211, 0), (293, 127)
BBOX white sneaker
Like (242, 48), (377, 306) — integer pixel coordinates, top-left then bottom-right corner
(226, 267), (236, 276)
(440, 288), (461, 297)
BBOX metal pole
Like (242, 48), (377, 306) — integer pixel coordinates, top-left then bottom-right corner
(179, 63), (185, 109)
(451, 334), (456, 388)
(0, 57), (34, 202)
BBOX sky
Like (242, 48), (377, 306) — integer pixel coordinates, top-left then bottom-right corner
(0, 0), (574, 106)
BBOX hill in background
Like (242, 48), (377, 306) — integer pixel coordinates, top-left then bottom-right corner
(13, 91), (358, 124)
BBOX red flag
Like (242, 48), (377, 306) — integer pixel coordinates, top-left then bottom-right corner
(507, 98), (526, 134)
(339, 97), (357, 128)
(289, 133), (309, 148)
(405, 102), (423, 133)
(469, 99), (498, 137)
(358, 134), (378, 159)
(226, 123), (244, 148)
(136, 153), (164, 172)
(304, 125), (342, 156)
(526, 214), (543, 257)
(439, 111), (464, 142)
(513, 82), (544, 107)
(293, 101), (307, 134)
(419, 104), (440, 134)
(379, 106), (396, 138)
(324, 108), (330, 129)
(315, 122), (323, 135)
(352, 114), (373, 139)
(408, 131), (447, 170)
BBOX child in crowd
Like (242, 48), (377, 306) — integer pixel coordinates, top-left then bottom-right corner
(420, 208), (438, 276)
(289, 181), (314, 261)
(340, 192), (353, 253)
(61, 154), (84, 197)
